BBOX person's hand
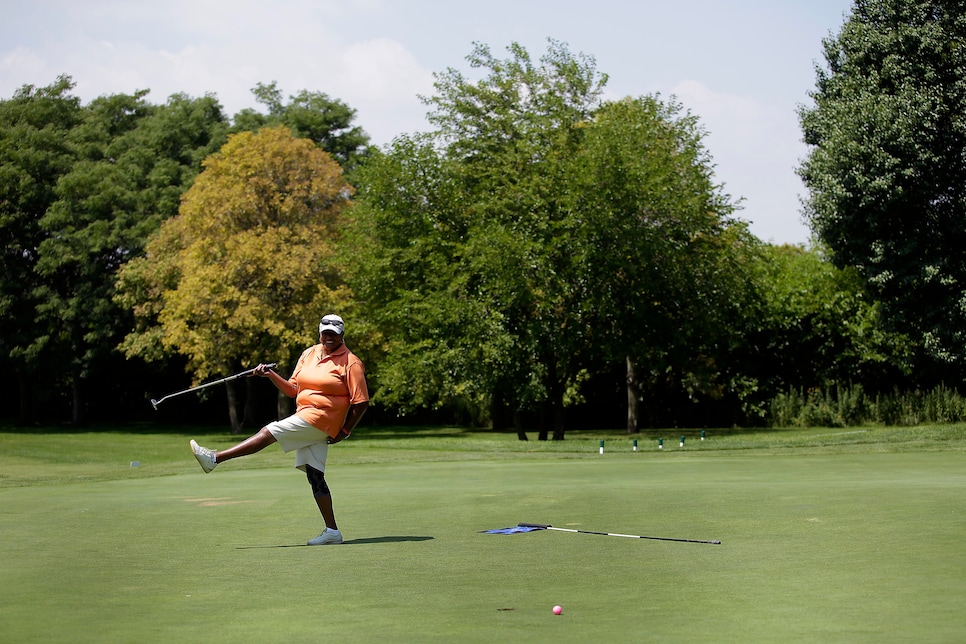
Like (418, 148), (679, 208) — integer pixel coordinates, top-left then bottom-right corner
(252, 363), (274, 377)
(327, 428), (350, 444)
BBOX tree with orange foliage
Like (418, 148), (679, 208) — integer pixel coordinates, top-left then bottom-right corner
(117, 126), (352, 431)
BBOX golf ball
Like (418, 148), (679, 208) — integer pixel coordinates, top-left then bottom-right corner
(553, 605), (563, 615)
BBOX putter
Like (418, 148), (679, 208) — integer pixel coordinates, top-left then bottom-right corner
(517, 523), (721, 545)
(150, 363), (276, 410)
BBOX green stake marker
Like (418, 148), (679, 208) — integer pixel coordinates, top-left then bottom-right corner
(680, 435), (685, 447)
(632, 439), (638, 451)
(658, 438), (663, 449)
(599, 440), (604, 455)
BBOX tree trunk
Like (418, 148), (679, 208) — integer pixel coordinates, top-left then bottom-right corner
(226, 379), (243, 434)
(538, 358), (567, 440)
(513, 409), (528, 441)
(241, 377), (259, 428)
(626, 356), (639, 434)
(551, 387), (566, 441)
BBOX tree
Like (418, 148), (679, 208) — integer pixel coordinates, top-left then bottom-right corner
(798, 0), (966, 366)
(748, 244), (915, 404)
(232, 82), (371, 175)
(346, 41), (745, 437)
(568, 96), (755, 431)
(347, 41), (609, 439)
(31, 91), (227, 424)
(117, 126), (352, 432)
(0, 77), (227, 424)
(0, 76), (82, 423)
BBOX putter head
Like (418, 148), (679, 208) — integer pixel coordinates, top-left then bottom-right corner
(150, 398), (159, 410)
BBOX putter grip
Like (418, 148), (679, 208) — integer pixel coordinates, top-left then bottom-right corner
(518, 523), (551, 528)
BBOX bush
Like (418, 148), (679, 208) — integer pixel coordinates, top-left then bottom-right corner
(768, 384), (966, 427)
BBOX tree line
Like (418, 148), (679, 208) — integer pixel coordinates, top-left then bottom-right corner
(3, 2), (965, 435)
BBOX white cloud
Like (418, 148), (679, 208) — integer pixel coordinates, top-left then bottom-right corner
(1, 47), (46, 81)
(338, 38), (434, 102)
(331, 38), (435, 144)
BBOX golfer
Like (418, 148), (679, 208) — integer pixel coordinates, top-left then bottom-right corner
(190, 314), (369, 545)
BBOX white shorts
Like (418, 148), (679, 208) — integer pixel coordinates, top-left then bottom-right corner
(265, 414), (329, 473)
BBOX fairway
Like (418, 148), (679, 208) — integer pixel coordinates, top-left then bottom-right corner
(1, 427), (964, 642)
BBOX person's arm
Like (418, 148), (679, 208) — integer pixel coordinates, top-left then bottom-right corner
(328, 401), (368, 444)
(253, 363), (298, 398)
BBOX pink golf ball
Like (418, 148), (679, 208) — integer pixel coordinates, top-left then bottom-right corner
(553, 605), (563, 615)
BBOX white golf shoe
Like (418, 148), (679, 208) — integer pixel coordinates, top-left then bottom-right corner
(307, 528), (343, 546)
(190, 440), (217, 473)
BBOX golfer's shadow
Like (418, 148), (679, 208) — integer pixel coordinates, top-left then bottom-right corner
(237, 536), (433, 549)
(344, 535), (434, 545)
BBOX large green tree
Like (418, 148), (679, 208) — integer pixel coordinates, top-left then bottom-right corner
(117, 126), (352, 432)
(346, 41), (746, 437)
(0, 76), (82, 422)
(568, 96), (756, 431)
(29, 88), (227, 423)
(347, 41), (608, 439)
(799, 0), (966, 366)
(232, 82), (371, 175)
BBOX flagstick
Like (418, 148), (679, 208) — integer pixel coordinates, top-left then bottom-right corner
(517, 523), (721, 545)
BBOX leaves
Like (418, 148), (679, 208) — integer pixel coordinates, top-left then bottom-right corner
(799, 0), (966, 364)
(231, 81), (371, 174)
(347, 41), (746, 432)
(0, 76), (81, 370)
(120, 126), (352, 381)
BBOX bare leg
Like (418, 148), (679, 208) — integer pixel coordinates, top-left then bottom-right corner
(215, 427), (277, 463)
(305, 465), (338, 531)
(314, 493), (338, 531)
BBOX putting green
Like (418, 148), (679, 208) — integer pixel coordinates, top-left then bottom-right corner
(0, 434), (964, 642)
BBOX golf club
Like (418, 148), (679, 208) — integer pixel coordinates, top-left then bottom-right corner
(517, 522), (721, 545)
(150, 363), (276, 410)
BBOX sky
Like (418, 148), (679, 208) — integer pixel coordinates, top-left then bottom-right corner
(1, 0), (855, 245)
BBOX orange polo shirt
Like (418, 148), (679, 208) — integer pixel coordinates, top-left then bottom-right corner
(289, 343), (369, 439)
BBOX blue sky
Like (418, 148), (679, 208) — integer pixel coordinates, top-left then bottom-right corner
(1, 0), (855, 244)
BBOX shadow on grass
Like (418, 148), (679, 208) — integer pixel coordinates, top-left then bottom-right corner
(236, 535), (434, 549)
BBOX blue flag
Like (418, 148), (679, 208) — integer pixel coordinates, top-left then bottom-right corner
(481, 525), (545, 534)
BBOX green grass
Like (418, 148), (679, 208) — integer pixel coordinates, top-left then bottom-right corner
(1, 424), (965, 642)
